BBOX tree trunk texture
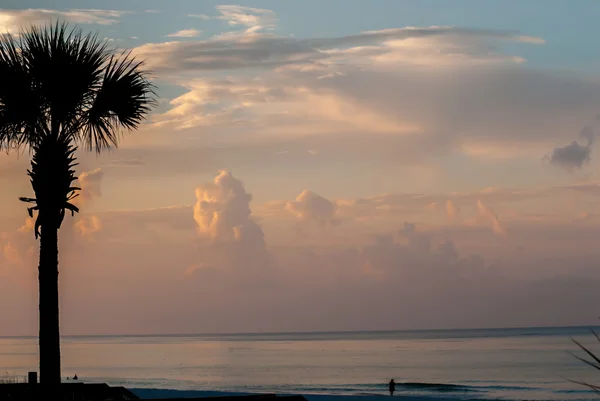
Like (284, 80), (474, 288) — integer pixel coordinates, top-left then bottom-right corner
(38, 222), (61, 384)
(29, 136), (78, 385)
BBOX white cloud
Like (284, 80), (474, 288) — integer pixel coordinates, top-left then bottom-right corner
(129, 17), (600, 170)
(190, 171), (270, 285)
(193, 170), (264, 248)
(144, 64), (600, 168)
(3, 176), (600, 333)
(152, 77), (421, 133)
(75, 168), (103, 207)
(122, 6), (600, 187)
(215, 5), (276, 32)
(132, 8), (600, 167)
(74, 215), (102, 237)
(133, 25), (542, 74)
(476, 199), (507, 236)
(0, 166), (107, 275)
(0, 216), (37, 270)
(188, 14), (210, 20)
(286, 190), (338, 225)
(446, 200), (460, 220)
(167, 28), (202, 38)
(0, 8), (128, 33)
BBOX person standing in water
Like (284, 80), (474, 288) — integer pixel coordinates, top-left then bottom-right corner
(388, 379), (396, 396)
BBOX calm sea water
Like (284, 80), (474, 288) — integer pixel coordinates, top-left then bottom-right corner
(2, 326), (600, 400)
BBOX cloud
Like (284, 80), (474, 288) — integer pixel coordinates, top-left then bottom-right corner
(103, 159), (145, 167)
(330, 182), (600, 223)
(167, 29), (202, 38)
(152, 76), (425, 133)
(193, 170), (264, 248)
(4, 7), (600, 334)
(476, 199), (507, 236)
(75, 168), (103, 207)
(73, 215), (102, 237)
(0, 219), (36, 269)
(446, 200), (460, 220)
(190, 170), (272, 287)
(286, 190), (338, 225)
(0, 8), (128, 33)
(0, 165), (106, 270)
(188, 14), (211, 20)
(400, 222), (416, 235)
(548, 126), (596, 170)
(360, 225), (472, 279)
(132, 23), (542, 74)
(17, 217), (35, 234)
(123, 6), (600, 181)
(185, 6), (277, 33)
(184, 263), (211, 276)
(4, 175), (600, 334)
(132, 8), (600, 168)
(96, 205), (195, 244)
(127, 6), (600, 174)
(215, 5), (276, 32)
(140, 60), (600, 171)
(3, 241), (25, 266)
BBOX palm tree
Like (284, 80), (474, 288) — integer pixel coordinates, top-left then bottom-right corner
(0, 23), (155, 384)
(569, 331), (600, 394)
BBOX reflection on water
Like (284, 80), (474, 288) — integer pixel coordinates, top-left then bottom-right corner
(1, 326), (599, 400)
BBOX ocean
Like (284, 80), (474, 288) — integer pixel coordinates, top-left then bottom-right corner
(1, 326), (600, 401)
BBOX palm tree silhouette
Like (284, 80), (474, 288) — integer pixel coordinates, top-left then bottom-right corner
(0, 22), (155, 384)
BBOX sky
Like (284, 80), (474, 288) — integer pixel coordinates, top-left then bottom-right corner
(2, 1), (600, 335)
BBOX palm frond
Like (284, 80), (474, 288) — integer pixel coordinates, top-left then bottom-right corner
(2, 21), (156, 238)
(80, 50), (156, 152)
(569, 330), (600, 395)
(571, 337), (600, 371)
(0, 31), (44, 150)
(566, 378), (600, 396)
(1, 21), (156, 154)
(20, 22), (110, 136)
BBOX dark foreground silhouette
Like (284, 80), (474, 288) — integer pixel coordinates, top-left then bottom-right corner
(0, 22), (155, 384)
(143, 394), (307, 401)
(0, 383), (139, 400)
(0, 384), (308, 401)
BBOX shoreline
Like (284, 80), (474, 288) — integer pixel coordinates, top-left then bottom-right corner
(129, 388), (516, 401)
(128, 385), (596, 401)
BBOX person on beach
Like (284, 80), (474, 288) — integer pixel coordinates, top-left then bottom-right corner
(388, 379), (396, 396)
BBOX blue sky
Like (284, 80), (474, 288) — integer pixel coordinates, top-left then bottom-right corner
(6, 0), (600, 72)
(1, 1), (598, 203)
(1, 1), (599, 203)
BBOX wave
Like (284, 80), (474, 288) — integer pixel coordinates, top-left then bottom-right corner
(130, 381), (537, 395)
(266, 382), (480, 395)
(130, 382), (598, 401)
(125, 378), (599, 401)
(353, 393), (386, 397)
(335, 382), (534, 393)
(396, 382), (478, 393)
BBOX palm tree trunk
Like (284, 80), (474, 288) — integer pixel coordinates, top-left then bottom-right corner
(25, 136), (77, 385)
(38, 222), (61, 384)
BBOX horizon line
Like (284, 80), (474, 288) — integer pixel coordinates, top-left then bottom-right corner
(2, 323), (599, 339)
